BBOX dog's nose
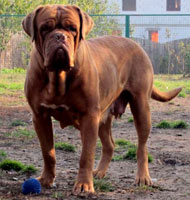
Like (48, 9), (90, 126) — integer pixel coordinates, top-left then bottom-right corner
(55, 33), (66, 41)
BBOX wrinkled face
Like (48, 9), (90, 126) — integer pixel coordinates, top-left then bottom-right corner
(22, 5), (94, 72)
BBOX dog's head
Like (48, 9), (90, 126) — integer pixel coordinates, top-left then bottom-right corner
(22, 5), (94, 71)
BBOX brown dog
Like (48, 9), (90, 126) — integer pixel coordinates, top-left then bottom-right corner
(22, 5), (181, 195)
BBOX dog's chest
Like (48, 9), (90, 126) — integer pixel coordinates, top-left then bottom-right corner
(40, 103), (69, 110)
(40, 102), (80, 129)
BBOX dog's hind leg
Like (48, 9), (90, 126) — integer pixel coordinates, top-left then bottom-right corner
(129, 94), (152, 186)
(93, 115), (114, 178)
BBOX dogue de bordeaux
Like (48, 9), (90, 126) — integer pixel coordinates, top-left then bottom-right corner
(22, 4), (181, 195)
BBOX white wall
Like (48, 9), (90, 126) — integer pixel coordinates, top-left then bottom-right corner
(112, 0), (190, 14)
(107, 0), (190, 43)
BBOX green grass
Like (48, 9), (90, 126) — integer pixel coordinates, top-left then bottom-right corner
(115, 139), (134, 147)
(1, 68), (25, 74)
(0, 150), (7, 162)
(156, 120), (188, 129)
(97, 139), (102, 148)
(112, 139), (153, 163)
(0, 68), (25, 96)
(136, 185), (156, 192)
(0, 159), (37, 174)
(10, 120), (26, 127)
(94, 178), (114, 192)
(123, 147), (137, 160)
(111, 155), (123, 161)
(115, 139), (136, 149)
(156, 120), (171, 129)
(112, 121), (119, 128)
(154, 74), (190, 97)
(52, 192), (64, 199)
(55, 142), (75, 152)
(22, 165), (37, 173)
(128, 117), (134, 123)
(178, 92), (187, 98)
(12, 128), (35, 138)
(0, 159), (24, 171)
(172, 121), (189, 129)
(0, 82), (23, 90)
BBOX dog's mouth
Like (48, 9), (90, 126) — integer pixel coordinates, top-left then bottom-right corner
(44, 43), (74, 72)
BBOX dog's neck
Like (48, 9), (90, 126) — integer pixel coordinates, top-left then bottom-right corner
(45, 70), (66, 103)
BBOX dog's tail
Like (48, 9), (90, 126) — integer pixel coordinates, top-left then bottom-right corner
(151, 86), (182, 102)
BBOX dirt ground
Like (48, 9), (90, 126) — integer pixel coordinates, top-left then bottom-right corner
(0, 97), (190, 200)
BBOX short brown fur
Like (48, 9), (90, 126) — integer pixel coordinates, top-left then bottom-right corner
(22, 5), (181, 195)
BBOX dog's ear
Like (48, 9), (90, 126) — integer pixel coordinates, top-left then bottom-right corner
(22, 6), (43, 41)
(79, 10), (94, 39)
(73, 6), (94, 40)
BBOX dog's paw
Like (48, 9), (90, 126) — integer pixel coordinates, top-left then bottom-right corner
(93, 169), (106, 179)
(135, 175), (152, 186)
(37, 176), (54, 188)
(73, 181), (94, 196)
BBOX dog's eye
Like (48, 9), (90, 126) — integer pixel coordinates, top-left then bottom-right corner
(68, 26), (76, 32)
(40, 24), (53, 36)
(41, 24), (50, 32)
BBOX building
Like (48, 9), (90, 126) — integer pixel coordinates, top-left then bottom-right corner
(109, 0), (190, 43)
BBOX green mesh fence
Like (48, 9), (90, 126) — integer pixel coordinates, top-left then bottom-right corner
(1, 14), (190, 74)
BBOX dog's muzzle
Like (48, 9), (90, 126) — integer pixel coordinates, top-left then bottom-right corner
(44, 34), (74, 72)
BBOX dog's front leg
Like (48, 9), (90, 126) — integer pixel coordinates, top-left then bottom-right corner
(33, 113), (56, 188)
(73, 114), (99, 195)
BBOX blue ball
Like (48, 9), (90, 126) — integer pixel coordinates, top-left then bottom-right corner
(22, 178), (41, 195)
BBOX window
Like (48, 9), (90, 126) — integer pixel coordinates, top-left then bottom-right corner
(167, 0), (181, 11)
(149, 31), (159, 43)
(122, 0), (136, 11)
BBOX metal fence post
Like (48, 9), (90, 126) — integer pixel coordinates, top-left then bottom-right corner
(125, 15), (130, 38)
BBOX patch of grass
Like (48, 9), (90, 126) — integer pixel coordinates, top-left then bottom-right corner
(1, 68), (25, 74)
(52, 192), (64, 199)
(148, 154), (154, 163)
(55, 142), (75, 152)
(156, 120), (171, 129)
(136, 185), (156, 192)
(115, 139), (136, 149)
(0, 150), (7, 161)
(94, 178), (114, 192)
(172, 121), (188, 129)
(12, 128), (35, 138)
(0, 159), (37, 174)
(22, 165), (37, 173)
(0, 68), (25, 104)
(112, 121), (119, 128)
(68, 126), (74, 130)
(10, 120), (26, 127)
(156, 120), (188, 129)
(128, 117), (134, 123)
(0, 160), (24, 172)
(112, 155), (123, 161)
(154, 74), (190, 97)
(0, 82), (23, 91)
(178, 92), (186, 98)
(115, 139), (131, 147)
(123, 147), (137, 160)
(97, 140), (102, 148)
(112, 144), (153, 163)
